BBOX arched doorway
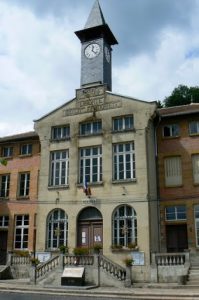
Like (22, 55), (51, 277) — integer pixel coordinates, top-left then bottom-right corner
(77, 207), (103, 249)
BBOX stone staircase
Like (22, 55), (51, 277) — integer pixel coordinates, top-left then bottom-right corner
(186, 253), (199, 287)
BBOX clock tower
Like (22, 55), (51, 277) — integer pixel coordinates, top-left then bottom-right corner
(75, 0), (118, 91)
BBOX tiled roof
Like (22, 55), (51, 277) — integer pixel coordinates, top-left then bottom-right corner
(158, 103), (199, 117)
(0, 131), (39, 143)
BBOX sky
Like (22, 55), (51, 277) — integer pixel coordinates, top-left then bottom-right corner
(0, 0), (199, 137)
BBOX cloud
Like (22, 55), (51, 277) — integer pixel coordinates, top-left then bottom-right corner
(0, 0), (199, 136)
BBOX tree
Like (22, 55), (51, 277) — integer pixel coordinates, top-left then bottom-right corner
(164, 85), (199, 107)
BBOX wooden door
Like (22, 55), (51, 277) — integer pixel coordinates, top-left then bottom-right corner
(166, 224), (188, 252)
(0, 231), (8, 265)
(78, 221), (103, 249)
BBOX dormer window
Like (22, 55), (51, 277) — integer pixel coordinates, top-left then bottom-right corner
(113, 115), (134, 132)
(80, 120), (102, 136)
(20, 144), (32, 156)
(51, 125), (70, 141)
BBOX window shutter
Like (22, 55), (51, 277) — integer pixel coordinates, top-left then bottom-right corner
(164, 156), (182, 186)
(192, 154), (199, 184)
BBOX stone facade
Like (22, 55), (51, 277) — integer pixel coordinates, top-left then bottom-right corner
(34, 85), (158, 282)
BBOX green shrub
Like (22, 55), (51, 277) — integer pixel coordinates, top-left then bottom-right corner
(73, 247), (89, 255)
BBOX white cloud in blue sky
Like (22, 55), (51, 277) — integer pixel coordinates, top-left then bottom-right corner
(0, 0), (199, 136)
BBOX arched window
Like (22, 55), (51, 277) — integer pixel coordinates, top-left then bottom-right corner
(112, 205), (137, 247)
(47, 209), (68, 250)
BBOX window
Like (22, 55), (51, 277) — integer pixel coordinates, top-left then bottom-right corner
(14, 215), (29, 249)
(112, 205), (137, 247)
(195, 205), (199, 247)
(47, 209), (68, 250)
(0, 216), (9, 227)
(163, 124), (179, 137)
(19, 172), (30, 197)
(165, 206), (186, 221)
(164, 156), (182, 186)
(113, 142), (136, 181)
(192, 154), (199, 184)
(2, 147), (13, 157)
(51, 125), (70, 140)
(0, 174), (10, 198)
(80, 120), (102, 136)
(50, 150), (69, 186)
(189, 121), (199, 135)
(79, 146), (102, 183)
(20, 144), (32, 155)
(113, 115), (134, 132)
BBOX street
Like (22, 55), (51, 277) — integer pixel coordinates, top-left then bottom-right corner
(0, 291), (129, 300)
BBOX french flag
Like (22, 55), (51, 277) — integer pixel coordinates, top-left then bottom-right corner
(83, 178), (91, 197)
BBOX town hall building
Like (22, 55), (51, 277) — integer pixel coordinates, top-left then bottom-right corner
(34, 0), (159, 282)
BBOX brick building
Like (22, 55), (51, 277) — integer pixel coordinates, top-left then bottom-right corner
(0, 131), (40, 264)
(156, 104), (199, 254)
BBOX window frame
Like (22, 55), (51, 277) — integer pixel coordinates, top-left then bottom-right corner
(0, 215), (9, 227)
(113, 115), (134, 132)
(79, 120), (102, 136)
(49, 150), (69, 187)
(18, 172), (30, 197)
(112, 205), (137, 247)
(113, 142), (136, 181)
(46, 209), (68, 250)
(51, 125), (70, 141)
(162, 124), (180, 138)
(14, 215), (29, 250)
(2, 146), (13, 158)
(79, 146), (102, 184)
(165, 206), (186, 221)
(189, 121), (199, 136)
(20, 144), (32, 156)
(0, 174), (10, 198)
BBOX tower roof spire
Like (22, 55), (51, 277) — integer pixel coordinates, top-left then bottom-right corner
(84, 0), (105, 29)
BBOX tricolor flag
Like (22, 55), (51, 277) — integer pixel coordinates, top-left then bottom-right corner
(83, 178), (91, 197)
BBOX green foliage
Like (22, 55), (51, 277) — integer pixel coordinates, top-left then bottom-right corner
(59, 245), (68, 254)
(13, 250), (30, 257)
(123, 257), (133, 267)
(0, 158), (7, 166)
(30, 257), (40, 266)
(111, 244), (123, 250)
(73, 247), (89, 255)
(164, 85), (199, 107)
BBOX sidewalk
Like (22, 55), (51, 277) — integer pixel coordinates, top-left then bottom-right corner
(0, 279), (199, 299)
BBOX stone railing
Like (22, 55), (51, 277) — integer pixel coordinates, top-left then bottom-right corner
(10, 255), (31, 265)
(63, 255), (94, 267)
(35, 255), (60, 280)
(99, 255), (126, 281)
(153, 253), (189, 266)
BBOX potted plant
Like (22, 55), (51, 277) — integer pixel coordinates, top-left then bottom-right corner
(123, 257), (133, 267)
(93, 243), (102, 254)
(73, 247), (89, 256)
(128, 242), (139, 251)
(111, 244), (123, 251)
(59, 245), (68, 254)
(30, 257), (40, 266)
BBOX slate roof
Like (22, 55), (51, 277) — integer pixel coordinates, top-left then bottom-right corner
(158, 103), (199, 117)
(84, 0), (106, 29)
(0, 131), (39, 143)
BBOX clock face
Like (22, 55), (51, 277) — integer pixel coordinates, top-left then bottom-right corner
(104, 46), (111, 63)
(84, 43), (101, 59)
